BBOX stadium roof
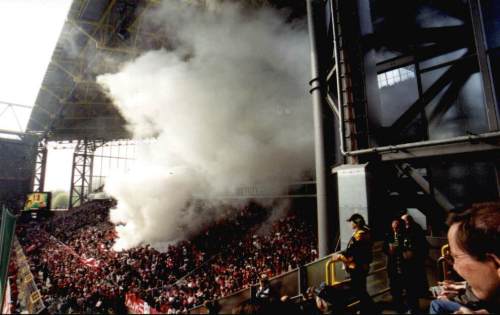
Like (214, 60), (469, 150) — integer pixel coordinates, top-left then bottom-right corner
(26, 0), (305, 142)
(26, 0), (157, 141)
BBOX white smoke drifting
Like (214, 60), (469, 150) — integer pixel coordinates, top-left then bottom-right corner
(98, 1), (313, 250)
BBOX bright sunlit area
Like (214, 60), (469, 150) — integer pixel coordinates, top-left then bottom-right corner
(0, 0), (72, 136)
(0, 0), (72, 202)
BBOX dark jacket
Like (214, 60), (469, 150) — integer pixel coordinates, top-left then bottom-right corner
(341, 227), (373, 272)
(454, 284), (498, 314)
(383, 231), (405, 278)
(403, 223), (429, 296)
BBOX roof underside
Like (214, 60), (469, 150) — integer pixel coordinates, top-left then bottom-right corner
(27, 0), (305, 142)
(28, 0), (142, 141)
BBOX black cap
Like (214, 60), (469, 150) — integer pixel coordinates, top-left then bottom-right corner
(346, 213), (363, 222)
(346, 213), (366, 227)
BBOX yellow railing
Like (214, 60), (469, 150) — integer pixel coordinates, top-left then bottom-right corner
(437, 244), (451, 281)
(325, 257), (343, 286)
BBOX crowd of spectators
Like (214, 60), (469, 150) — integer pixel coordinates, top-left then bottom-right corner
(16, 200), (318, 314)
(17, 203), (126, 314)
(15, 198), (500, 314)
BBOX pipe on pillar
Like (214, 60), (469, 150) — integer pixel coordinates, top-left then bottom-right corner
(307, 0), (333, 258)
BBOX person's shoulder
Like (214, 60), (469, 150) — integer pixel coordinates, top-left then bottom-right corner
(354, 229), (367, 241)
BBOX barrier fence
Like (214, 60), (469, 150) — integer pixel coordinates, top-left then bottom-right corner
(189, 241), (391, 314)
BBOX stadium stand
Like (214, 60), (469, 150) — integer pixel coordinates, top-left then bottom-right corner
(15, 200), (318, 314)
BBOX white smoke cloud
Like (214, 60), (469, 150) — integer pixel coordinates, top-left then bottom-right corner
(98, 0), (313, 250)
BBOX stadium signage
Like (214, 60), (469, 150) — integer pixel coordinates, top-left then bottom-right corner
(23, 192), (51, 211)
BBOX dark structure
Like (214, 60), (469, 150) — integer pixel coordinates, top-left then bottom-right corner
(307, 0), (500, 255)
(0, 136), (37, 210)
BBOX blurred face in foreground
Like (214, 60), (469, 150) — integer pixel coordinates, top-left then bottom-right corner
(448, 223), (500, 301)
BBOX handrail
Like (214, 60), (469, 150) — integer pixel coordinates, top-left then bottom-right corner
(189, 246), (387, 313)
(438, 244), (451, 281)
(441, 244), (450, 257)
(325, 258), (343, 286)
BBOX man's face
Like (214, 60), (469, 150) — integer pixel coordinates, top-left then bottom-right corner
(448, 223), (500, 301)
(351, 221), (357, 230)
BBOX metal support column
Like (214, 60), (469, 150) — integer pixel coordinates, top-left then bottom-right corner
(307, 0), (334, 258)
(468, 0), (499, 131)
(32, 139), (47, 192)
(69, 139), (103, 209)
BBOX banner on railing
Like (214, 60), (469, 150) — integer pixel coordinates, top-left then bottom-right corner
(0, 207), (16, 310)
(2, 279), (11, 314)
(125, 292), (150, 314)
(125, 292), (162, 314)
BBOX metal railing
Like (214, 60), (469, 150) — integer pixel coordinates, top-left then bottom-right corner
(190, 244), (389, 314)
(437, 244), (451, 281)
(325, 257), (343, 286)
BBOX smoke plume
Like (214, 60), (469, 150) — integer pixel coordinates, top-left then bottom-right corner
(98, 0), (313, 250)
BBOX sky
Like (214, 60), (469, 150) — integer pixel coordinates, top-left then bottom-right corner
(0, 0), (72, 131)
(45, 143), (74, 192)
(0, 0), (72, 192)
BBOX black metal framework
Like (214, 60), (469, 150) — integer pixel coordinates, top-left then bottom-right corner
(69, 139), (104, 208)
(307, 0), (500, 243)
(322, 0), (500, 152)
(322, 1), (500, 164)
(325, 0), (370, 165)
(32, 139), (48, 192)
(0, 101), (33, 137)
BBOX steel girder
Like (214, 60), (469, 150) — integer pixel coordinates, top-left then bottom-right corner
(468, 0), (499, 131)
(32, 140), (48, 192)
(69, 139), (104, 208)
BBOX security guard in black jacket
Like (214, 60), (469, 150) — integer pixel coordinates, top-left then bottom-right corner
(334, 213), (378, 315)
